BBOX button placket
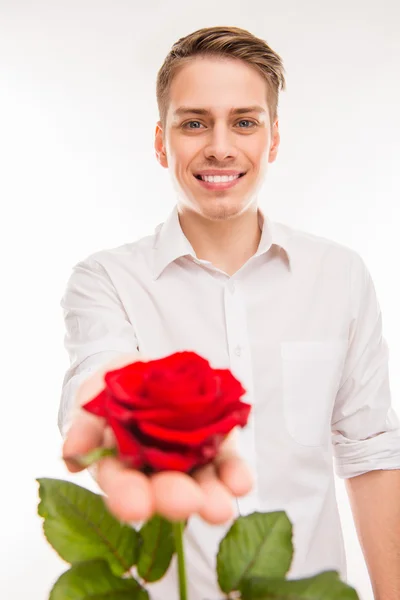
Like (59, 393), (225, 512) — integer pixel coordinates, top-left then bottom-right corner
(223, 279), (261, 515)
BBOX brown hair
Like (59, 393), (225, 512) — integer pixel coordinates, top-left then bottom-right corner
(156, 26), (286, 131)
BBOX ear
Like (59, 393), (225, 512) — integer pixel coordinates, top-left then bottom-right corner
(155, 121), (168, 168)
(268, 119), (280, 163)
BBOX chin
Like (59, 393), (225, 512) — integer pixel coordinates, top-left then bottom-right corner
(198, 201), (245, 221)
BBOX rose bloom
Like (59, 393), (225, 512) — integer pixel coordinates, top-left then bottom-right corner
(83, 351), (251, 473)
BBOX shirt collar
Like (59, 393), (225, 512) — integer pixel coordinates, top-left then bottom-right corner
(152, 204), (292, 280)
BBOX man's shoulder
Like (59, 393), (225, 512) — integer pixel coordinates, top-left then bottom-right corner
(272, 219), (360, 264)
(73, 226), (160, 275)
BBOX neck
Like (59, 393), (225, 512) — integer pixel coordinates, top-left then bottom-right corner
(177, 205), (262, 276)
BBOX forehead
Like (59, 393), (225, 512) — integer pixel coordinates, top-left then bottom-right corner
(168, 56), (269, 118)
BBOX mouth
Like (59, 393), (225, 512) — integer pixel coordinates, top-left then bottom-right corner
(193, 172), (246, 191)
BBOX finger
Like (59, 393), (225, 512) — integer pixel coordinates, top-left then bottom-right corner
(193, 463), (235, 524)
(62, 410), (106, 472)
(151, 471), (204, 521)
(97, 457), (155, 522)
(216, 453), (254, 497)
(212, 430), (254, 497)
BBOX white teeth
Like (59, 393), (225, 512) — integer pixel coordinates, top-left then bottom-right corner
(200, 174), (240, 183)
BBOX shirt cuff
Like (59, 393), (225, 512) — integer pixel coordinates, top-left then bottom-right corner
(333, 428), (400, 478)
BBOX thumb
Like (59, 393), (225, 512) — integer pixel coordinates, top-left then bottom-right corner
(62, 353), (142, 472)
(62, 410), (105, 472)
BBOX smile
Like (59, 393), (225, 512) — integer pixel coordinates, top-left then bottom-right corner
(193, 172), (246, 191)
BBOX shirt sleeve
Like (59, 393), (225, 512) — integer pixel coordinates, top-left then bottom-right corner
(58, 256), (140, 439)
(331, 251), (400, 479)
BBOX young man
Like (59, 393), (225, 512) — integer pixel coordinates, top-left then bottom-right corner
(60, 26), (400, 600)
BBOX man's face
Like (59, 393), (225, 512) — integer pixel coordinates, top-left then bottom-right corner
(155, 56), (280, 221)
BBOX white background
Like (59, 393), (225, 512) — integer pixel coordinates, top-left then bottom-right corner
(1, 1), (399, 599)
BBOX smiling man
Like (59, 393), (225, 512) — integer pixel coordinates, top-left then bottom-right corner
(60, 26), (400, 600)
(155, 47), (280, 277)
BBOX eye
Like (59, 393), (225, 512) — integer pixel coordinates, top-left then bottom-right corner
(181, 119), (257, 130)
(182, 121), (204, 129)
(237, 119), (257, 128)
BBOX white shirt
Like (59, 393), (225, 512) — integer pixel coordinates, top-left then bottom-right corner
(58, 204), (400, 600)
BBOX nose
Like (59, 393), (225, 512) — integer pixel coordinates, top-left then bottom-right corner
(203, 122), (238, 162)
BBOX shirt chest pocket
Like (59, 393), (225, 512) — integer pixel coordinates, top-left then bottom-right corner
(280, 340), (348, 447)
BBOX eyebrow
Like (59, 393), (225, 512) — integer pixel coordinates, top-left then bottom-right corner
(173, 105), (267, 117)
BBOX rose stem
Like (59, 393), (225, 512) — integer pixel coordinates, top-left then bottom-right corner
(172, 520), (188, 600)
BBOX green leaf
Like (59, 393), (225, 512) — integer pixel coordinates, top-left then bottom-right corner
(49, 559), (149, 600)
(239, 571), (360, 599)
(137, 514), (175, 582)
(37, 478), (141, 576)
(217, 511), (293, 594)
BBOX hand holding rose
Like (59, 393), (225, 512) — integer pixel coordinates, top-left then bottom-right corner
(62, 352), (253, 524)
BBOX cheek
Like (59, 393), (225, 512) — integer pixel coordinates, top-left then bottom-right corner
(174, 145), (201, 180)
(179, 147), (195, 168)
(257, 139), (272, 167)
(243, 133), (270, 163)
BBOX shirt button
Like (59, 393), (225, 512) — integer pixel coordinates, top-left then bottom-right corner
(234, 345), (242, 356)
(228, 280), (235, 293)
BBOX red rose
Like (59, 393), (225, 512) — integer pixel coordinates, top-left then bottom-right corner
(82, 351), (251, 473)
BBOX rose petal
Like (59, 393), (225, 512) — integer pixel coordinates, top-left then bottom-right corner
(141, 446), (206, 472)
(144, 366), (211, 403)
(106, 416), (144, 468)
(138, 402), (251, 446)
(106, 371), (246, 428)
(106, 398), (150, 421)
(105, 353), (246, 411)
(111, 396), (249, 431)
(214, 369), (247, 403)
(149, 351), (210, 372)
(82, 390), (109, 417)
(104, 361), (149, 402)
(132, 352), (214, 404)
(144, 379), (198, 403)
